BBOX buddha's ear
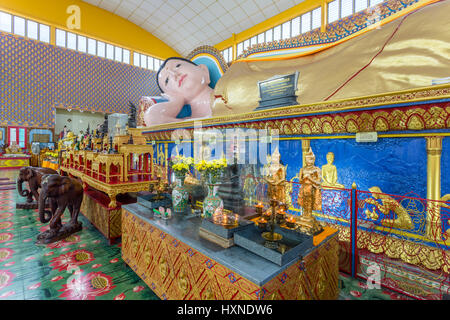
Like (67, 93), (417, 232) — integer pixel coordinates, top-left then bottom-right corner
(199, 64), (210, 85)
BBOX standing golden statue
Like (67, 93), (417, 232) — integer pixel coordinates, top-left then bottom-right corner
(321, 152), (344, 189)
(263, 148), (287, 203)
(297, 148), (323, 234)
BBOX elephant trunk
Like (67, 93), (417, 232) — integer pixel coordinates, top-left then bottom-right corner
(38, 189), (52, 223)
(17, 178), (30, 198)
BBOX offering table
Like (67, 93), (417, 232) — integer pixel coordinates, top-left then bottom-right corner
(121, 202), (340, 300)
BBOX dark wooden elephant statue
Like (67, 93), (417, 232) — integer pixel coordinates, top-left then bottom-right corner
(36, 174), (84, 244)
(17, 166), (58, 203)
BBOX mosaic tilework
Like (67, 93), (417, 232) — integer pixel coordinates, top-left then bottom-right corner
(0, 32), (161, 128)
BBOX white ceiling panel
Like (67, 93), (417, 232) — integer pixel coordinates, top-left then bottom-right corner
(83, 0), (307, 56)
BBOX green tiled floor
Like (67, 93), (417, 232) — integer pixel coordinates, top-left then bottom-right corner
(0, 169), (410, 300)
(0, 170), (159, 300)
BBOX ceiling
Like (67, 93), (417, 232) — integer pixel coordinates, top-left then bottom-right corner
(82, 0), (307, 56)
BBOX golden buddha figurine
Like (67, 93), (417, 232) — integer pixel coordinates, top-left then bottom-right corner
(297, 148), (323, 234)
(321, 152), (344, 189)
(364, 186), (413, 230)
(5, 141), (22, 154)
(263, 148), (287, 203)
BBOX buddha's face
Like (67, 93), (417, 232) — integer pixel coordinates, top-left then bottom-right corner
(326, 153), (334, 164)
(158, 59), (210, 102)
(305, 155), (315, 166)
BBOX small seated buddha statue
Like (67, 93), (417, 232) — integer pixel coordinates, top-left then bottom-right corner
(321, 152), (344, 189)
(5, 141), (24, 155)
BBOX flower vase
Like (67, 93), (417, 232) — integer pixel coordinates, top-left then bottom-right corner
(203, 184), (223, 218)
(172, 172), (188, 214)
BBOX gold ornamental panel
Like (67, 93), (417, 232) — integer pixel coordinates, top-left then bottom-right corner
(119, 144), (154, 155)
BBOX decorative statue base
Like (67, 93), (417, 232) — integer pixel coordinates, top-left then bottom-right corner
(16, 202), (39, 209)
(16, 201), (51, 210)
(36, 222), (82, 245)
(296, 215), (323, 236)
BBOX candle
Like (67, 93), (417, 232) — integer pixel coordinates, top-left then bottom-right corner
(257, 217), (267, 230)
(286, 215), (296, 228)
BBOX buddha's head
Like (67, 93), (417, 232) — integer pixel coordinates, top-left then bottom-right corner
(271, 147), (281, 164)
(305, 148), (316, 166)
(157, 57), (211, 103)
(326, 152), (335, 164)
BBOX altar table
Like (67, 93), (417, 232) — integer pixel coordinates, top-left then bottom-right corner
(121, 202), (340, 300)
(0, 155), (30, 169)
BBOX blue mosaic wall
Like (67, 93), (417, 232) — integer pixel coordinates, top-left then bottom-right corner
(0, 32), (161, 128)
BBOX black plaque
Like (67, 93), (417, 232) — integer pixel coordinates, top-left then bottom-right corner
(255, 72), (299, 110)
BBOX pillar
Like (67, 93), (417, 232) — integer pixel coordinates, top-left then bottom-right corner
(425, 136), (443, 241)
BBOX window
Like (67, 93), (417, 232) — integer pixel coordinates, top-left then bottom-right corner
(341, 0), (354, 18)
(221, 47), (233, 63)
(273, 25), (281, 41)
(106, 44), (114, 60)
(97, 41), (105, 58)
(250, 36), (257, 47)
(55, 29), (66, 47)
(265, 29), (273, 42)
(257, 32), (264, 44)
(140, 53), (147, 68)
(133, 52), (140, 67)
(301, 12), (311, 33)
(243, 39), (250, 50)
(237, 42), (243, 56)
(312, 7), (322, 29)
(67, 32), (77, 50)
(370, 0), (383, 6)
(39, 24), (50, 43)
(115, 46), (122, 62)
(26, 20), (38, 39)
(154, 59), (161, 70)
(328, 0), (382, 24)
(328, 0), (339, 23)
(8, 127), (27, 149)
(77, 35), (87, 53)
(282, 21), (291, 40)
(0, 11), (12, 33)
(13, 16), (25, 36)
(147, 56), (154, 70)
(355, 0), (369, 12)
(291, 17), (300, 37)
(123, 49), (130, 64)
(87, 38), (96, 55)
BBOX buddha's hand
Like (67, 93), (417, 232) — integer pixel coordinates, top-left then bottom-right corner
(144, 94), (187, 126)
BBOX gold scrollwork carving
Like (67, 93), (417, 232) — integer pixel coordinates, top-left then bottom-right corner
(202, 287), (215, 300)
(178, 269), (189, 295)
(346, 119), (358, 133)
(407, 114), (425, 130)
(159, 258), (168, 279)
(375, 117), (389, 131)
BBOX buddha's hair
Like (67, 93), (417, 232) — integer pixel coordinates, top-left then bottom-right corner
(156, 57), (198, 94)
